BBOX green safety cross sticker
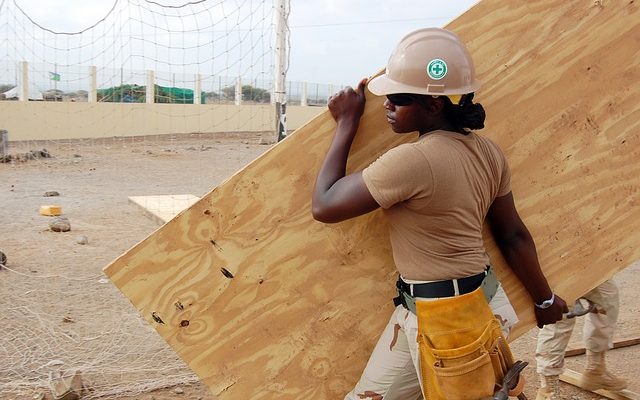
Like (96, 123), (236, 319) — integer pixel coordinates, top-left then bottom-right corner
(427, 59), (447, 80)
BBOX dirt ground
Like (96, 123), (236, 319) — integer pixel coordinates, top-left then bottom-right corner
(0, 132), (638, 400)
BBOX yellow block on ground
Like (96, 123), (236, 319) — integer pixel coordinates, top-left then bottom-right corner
(39, 205), (62, 216)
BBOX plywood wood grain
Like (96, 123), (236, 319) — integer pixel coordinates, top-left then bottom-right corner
(104, 1), (640, 398)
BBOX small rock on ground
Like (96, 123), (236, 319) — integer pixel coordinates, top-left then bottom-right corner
(50, 217), (71, 232)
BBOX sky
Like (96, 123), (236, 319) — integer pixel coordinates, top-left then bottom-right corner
(2, 0), (478, 88)
(286, 0), (478, 85)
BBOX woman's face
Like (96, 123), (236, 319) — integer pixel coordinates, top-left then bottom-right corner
(384, 94), (441, 134)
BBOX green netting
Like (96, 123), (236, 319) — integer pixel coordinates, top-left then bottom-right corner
(97, 84), (204, 104)
(155, 85), (202, 104)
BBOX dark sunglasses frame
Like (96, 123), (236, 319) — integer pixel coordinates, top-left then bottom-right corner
(386, 93), (420, 106)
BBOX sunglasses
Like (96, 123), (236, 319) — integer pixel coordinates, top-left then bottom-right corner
(386, 93), (419, 106)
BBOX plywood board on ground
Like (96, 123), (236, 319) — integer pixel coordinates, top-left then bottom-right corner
(565, 337), (640, 358)
(104, 1), (640, 398)
(128, 194), (200, 224)
(560, 369), (640, 400)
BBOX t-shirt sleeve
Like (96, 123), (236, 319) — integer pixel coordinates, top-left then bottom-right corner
(497, 151), (512, 197)
(362, 144), (434, 209)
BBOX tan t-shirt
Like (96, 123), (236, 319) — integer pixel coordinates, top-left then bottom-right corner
(362, 130), (511, 281)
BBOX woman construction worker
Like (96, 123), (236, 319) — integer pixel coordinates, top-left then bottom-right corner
(535, 279), (627, 399)
(312, 28), (568, 399)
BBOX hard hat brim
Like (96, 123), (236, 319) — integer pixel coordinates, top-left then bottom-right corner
(368, 72), (481, 97)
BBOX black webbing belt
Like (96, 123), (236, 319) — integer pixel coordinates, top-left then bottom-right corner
(393, 266), (499, 314)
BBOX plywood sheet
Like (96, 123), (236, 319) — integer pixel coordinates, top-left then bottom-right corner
(104, 1), (640, 398)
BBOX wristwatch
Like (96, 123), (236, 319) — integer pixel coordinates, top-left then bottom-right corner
(535, 293), (555, 309)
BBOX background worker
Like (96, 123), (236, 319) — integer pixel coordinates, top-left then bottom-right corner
(535, 279), (627, 399)
(312, 28), (568, 399)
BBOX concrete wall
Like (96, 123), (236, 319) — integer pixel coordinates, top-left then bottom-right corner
(0, 102), (325, 141)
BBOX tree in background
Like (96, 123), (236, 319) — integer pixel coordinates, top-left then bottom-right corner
(220, 84), (270, 103)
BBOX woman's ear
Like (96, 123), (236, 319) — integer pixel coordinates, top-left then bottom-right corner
(423, 96), (445, 114)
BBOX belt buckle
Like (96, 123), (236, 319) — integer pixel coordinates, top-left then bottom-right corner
(395, 277), (418, 314)
(396, 277), (406, 294)
(402, 291), (417, 314)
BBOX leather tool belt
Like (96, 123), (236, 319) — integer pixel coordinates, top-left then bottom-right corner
(416, 287), (521, 400)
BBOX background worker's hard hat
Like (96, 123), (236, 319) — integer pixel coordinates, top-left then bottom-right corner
(368, 28), (481, 99)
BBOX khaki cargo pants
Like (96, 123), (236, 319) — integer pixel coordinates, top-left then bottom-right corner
(344, 284), (518, 400)
(535, 279), (619, 376)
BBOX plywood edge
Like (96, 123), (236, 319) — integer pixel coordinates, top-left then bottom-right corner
(560, 369), (639, 400)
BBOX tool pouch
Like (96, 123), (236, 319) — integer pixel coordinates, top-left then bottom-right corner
(416, 287), (515, 400)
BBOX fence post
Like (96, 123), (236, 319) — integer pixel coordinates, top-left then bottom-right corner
(235, 77), (242, 105)
(19, 61), (28, 102)
(301, 82), (308, 106)
(89, 66), (97, 102)
(0, 130), (8, 158)
(274, 0), (288, 141)
(195, 73), (202, 104)
(146, 70), (155, 104)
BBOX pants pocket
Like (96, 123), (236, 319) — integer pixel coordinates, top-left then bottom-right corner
(432, 350), (495, 400)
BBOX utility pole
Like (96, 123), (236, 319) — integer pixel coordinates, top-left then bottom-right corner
(274, 0), (289, 142)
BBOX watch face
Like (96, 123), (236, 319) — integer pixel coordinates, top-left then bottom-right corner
(536, 294), (555, 309)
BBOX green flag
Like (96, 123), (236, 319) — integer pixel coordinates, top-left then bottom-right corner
(49, 72), (61, 81)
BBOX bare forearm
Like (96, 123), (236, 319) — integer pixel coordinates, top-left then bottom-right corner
(314, 120), (358, 198)
(312, 80), (378, 223)
(488, 192), (567, 327)
(496, 230), (553, 304)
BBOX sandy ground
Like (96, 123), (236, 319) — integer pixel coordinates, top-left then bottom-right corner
(0, 132), (638, 400)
